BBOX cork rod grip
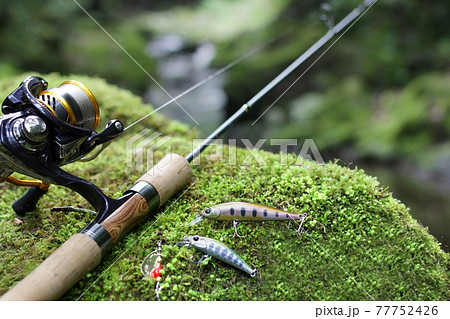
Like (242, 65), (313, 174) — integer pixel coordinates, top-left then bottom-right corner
(138, 153), (193, 205)
(0, 233), (102, 301)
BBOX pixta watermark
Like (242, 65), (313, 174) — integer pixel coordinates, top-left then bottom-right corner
(126, 130), (324, 170)
(190, 138), (324, 166)
(125, 129), (173, 170)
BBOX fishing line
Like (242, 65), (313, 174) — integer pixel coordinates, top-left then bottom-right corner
(82, 28), (298, 161)
(224, 166), (372, 298)
(74, 0), (300, 133)
(73, 0), (199, 126)
(185, 0), (377, 163)
(302, 229), (376, 301)
(76, 179), (198, 300)
(124, 26), (297, 131)
(252, 0), (378, 125)
(72, 0), (375, 300)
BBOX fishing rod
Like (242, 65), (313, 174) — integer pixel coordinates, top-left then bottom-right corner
(0, 0), (376, 300)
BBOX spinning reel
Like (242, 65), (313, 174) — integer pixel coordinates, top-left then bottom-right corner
(0, 75), (127, 217)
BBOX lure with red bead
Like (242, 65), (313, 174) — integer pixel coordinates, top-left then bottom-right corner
(150, 262), (161, 279)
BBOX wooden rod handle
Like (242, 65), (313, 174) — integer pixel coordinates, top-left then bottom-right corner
(100, 193), (149, 243)
(0, 233), (102, 301)
(101, 153), (193, 243)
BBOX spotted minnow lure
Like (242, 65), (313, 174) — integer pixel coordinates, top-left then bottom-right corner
(189, 201), (307, 236)
(176, 235), (257, 277)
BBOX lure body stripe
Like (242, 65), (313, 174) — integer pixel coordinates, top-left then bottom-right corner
(184, 235), (255, 276)
(208, 201), (299, 221)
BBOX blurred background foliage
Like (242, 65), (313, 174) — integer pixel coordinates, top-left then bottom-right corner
(0, 0), (449, 249)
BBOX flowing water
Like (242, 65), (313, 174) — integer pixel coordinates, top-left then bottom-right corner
(144, 34), (227, 135)
(359, 163), (450, 252)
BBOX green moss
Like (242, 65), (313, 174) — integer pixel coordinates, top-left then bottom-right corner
(0, 74), (448, 300)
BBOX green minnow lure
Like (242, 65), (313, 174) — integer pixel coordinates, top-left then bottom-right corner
(189, 201), (307, 236)
(176, 235), (257, 277)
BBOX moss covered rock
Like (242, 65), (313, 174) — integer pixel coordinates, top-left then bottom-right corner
(0, 74), (448, 300)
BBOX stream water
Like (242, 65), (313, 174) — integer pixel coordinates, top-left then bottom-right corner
(144, 35), (449, 252)
(144, 34), (227, 135)
(359, 163), (450, 252)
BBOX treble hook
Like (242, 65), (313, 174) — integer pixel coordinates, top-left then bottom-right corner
(320, 3), (335, 29)
(177, 237), (210, 265)
(188, 212), (205, 226)
(154, 282), (161, 301)
(249, 269), (260, 290)
(190, 254), (210, 265)
(232, 220), (246, 238)
(296, 213), (308, 236)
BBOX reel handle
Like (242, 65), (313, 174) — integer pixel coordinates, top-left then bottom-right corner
(12, 186), (49, 216)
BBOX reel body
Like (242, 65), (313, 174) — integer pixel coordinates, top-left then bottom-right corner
(0, 75), (126, 215)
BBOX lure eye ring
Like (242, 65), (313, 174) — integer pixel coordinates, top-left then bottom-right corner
(205, 207), (211, 214)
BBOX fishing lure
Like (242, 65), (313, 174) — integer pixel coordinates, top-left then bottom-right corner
(176, 235), (257, 277)
(189, 201), (307, 237)
(141, 240), (163, 300)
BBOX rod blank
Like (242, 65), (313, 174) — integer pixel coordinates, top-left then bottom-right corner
(185, 0), (376, 163)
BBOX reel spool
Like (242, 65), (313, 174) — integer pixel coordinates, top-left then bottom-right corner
(36, 80), (100, 129)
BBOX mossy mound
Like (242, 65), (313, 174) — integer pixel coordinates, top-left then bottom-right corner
(0, 74), (448, 300)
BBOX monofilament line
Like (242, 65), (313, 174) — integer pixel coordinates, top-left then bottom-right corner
(185, 0), (377, 163)
(252, 0), (378, 125)
(124, 27), (297, 131)
(304, 229), (377, 301)
(122, 47), (261, 131)
(243, 173), (372, 299)
(76, 179), (198, 300)
(72, 0), (199, 125)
